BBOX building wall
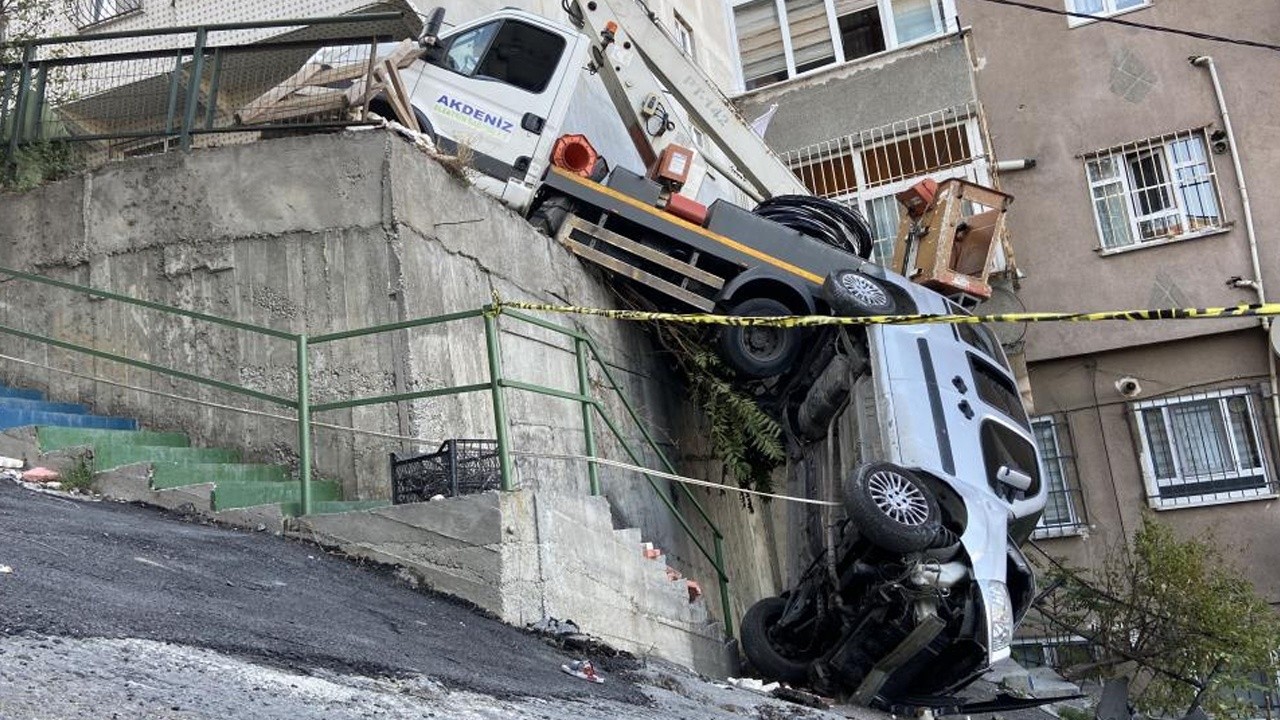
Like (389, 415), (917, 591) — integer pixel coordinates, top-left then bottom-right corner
(960, 0), (1280, 361)
(1027, 329), (1280, 601)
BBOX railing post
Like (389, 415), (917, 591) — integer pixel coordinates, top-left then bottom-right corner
(296, 333), (313, 515)
(8, 44), (35, 160)
(484, 312), (514, 491)
(180, 28), (207, 151)
(575, 338), (600, 496)
(714, 534), (734, 640)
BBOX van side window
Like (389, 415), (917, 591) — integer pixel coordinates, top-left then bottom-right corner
(474, 21), (567, 94)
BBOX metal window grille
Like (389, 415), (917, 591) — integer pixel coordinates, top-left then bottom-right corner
(1082, 128), (1224, 251)
(1132, 386), (1276, 509)
(1030, 415), (1088, 538)
(69, 0), (144, 30)
(1011, 634), (1101, 672)
(779, 103), (984, 263)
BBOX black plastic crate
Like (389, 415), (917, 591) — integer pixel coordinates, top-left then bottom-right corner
(390, 439), (501, 504)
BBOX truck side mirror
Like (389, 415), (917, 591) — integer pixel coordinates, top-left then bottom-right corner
(420, 7), (446, 48)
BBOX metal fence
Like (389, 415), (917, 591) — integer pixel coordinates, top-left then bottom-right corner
(1, 12), (417, 166)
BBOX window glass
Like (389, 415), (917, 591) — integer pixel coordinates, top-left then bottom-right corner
(474, 21), (566, 93)
(838, 5), (887, 60)
(785, 0), (837, 72)
(736, 0), (789, 89)
(444, 22), (501, 76)
(891, 0), (942, 45)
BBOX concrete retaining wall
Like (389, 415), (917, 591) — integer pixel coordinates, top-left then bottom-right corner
(0, 130), (814, 664)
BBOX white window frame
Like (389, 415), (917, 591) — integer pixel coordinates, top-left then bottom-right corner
(731, 0), (958, 92)
(1084, 131), (1225, 254)
(1065, 0), (1151, 28)
(1030, 416), (1086, 539)
(673, 11), (697, 63)
(1133, 387), (1274, 510)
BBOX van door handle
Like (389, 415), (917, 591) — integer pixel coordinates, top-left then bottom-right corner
(521, 113), (545, 135)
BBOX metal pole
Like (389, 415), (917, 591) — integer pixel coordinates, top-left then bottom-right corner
(8, 45), (34, 158)
(180, 28), (206, 151)
(296, 334), (314, 515)
(203, 48), (224, 130)
(484, 312), (514, 491)
(714, 534), (734, 640)
(575, 338), (600, 495)
(30, 65), (47, 141)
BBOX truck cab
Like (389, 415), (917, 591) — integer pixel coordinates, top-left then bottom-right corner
(399, 9), (590, 211)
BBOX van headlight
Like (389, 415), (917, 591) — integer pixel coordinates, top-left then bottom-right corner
(981, 579), (1013, 661)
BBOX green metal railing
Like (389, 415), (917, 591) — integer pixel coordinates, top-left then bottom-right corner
(0, 265), (734, 637)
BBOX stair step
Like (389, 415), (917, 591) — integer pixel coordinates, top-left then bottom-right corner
(151, 462), (288, 489)
(38, 426), (191, 452)
(303, 499), (392, 515)
(211, 479), (343, 511)
(95, 445), (241, 471)
(0, 409), (135, 432)
(0, 386), (43, 401)
(0, 397), (87, 414)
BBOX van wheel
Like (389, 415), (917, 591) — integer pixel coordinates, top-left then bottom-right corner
(843, 463), (941, 554)
(529, 194), (577, 236)
(823, 270), (895, 317)
(717, 297), (801, 379)
(740, 596), (813, 684)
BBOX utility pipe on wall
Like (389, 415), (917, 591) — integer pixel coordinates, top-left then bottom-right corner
(1189, 55), (1280, 456)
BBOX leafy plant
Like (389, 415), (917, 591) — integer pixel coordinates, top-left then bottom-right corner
(5, 139), (79, 190)
(1035, 515), (1280, 719)
(60, 454), (94, 492)
(655, 323), (785, 497)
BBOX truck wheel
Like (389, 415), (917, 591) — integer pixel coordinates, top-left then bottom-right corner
(740, 596), (812, 684)
(529, 194), (577, 236)
(843, 463), (941, 554)
(823, 270), (895, 317)
(717, 297), (801, 379)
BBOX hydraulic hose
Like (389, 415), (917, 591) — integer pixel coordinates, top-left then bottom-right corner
(753, 195), (875, 260)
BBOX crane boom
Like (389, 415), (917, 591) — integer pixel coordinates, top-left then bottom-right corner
(568, 0), (810, 200)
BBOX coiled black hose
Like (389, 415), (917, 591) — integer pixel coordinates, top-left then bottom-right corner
(753, 195), (875, 260)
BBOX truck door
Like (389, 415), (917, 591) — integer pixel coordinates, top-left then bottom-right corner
(406, 16), (574, 198)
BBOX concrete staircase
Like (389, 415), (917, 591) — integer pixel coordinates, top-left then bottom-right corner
(0, 383), (386, 529)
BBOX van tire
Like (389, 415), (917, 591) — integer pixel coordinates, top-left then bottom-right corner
(740, 596), (812, 684)
(529, 194), (577, 236)
(823, 270), (895, 317)
(717, 297), (801, 379)
(843, 463), (941, 554)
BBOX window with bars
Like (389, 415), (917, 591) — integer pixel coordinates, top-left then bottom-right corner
(1133, 387), (1274, 509)
(781, 106), (985, 264)
(69, 0), (143, 30)
(732, 0), (954, 91)
(1011, 635), (1100, 672)
(1031, 416), (1088, 538)
(1084, 131), (1224, 252)
(1065, 0), (1149, 26)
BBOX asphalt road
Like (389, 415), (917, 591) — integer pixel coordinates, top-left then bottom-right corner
(0, 479), (645, 705)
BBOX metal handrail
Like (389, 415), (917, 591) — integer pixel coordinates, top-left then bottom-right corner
(0, 267), (734, 637)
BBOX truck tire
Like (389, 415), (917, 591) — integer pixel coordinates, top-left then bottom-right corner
(740, 596), (812, 684)
(823, 270), (895, 317)
(843, 463), (941, 554)
(717, 297), (801, 379)
(529, 194), (577, 237)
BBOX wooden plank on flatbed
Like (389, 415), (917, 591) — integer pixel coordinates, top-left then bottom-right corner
(558, 223), (716, 311)
(560, 216), (724, 290)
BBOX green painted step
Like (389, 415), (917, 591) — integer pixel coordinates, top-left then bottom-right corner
(212, 479), (342, 511)
(282, 499), (392, 516)
(93, 445), (240, 470)
(38, 426), (190, 452)
(151, 462), (288, 490)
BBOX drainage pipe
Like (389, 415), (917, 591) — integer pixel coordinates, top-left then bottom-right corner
(1190, 55), (1280, 454)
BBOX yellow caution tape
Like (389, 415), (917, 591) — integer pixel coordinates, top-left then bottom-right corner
(491, 297), (1280, 327)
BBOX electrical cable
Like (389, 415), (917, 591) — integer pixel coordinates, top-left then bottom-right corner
(970, 0), (1280, 53)
(752, 195), (875, 259)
